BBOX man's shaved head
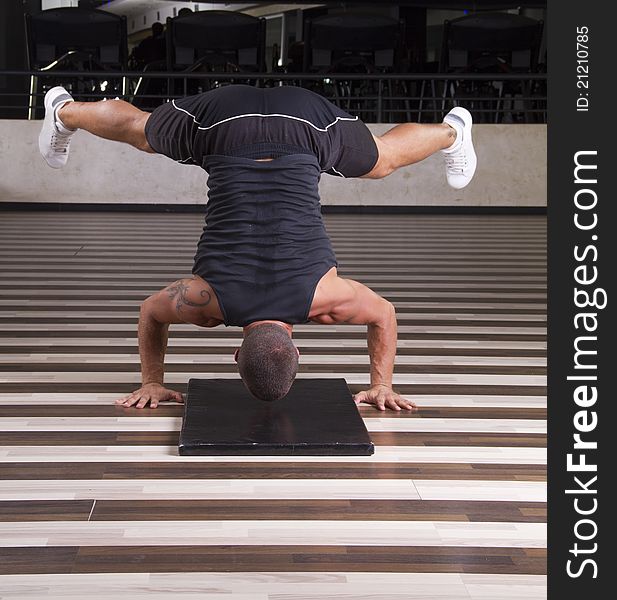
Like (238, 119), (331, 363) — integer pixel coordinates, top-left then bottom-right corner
(236, 322), (299, 402)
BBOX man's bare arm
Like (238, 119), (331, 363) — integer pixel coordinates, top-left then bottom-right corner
(137, 297), (174, 387)
(327, 278), (416, 411)
(117, 278), (213, 409)
(367, 302), (397, 387)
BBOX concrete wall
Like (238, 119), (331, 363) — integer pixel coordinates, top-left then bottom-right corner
(0, 120), (546, 207)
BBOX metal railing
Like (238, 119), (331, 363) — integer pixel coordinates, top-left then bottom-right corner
(0, 70), (547, 124)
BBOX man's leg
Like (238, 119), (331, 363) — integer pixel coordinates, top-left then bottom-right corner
(364, 108), (477, 189)
(39, 86), (156, 169)
(58, 99), (154, 152)
(366, 122), (456, 178)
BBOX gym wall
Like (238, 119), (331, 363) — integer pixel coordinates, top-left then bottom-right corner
(0, 121), (546, 208)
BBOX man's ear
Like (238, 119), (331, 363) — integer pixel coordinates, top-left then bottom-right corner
(234, 348), (239, 362)
(296, 347), (300, 357)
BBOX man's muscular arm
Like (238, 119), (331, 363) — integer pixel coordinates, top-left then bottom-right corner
(116, 278), (213, 409)
(136, 297), (173, 388)
(327, 278), (416, 412)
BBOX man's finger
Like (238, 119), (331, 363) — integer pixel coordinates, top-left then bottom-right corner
(116, 391), (138, 404)
(393, 396), (415, 410)
(172, 392), (184, 403)
(136, 396), (150, 409)
(353, 392), (367, 405)
(122, 395), (141, 408)
(149, 400), (159, 409)
(404, 397), (418, 411)
(387, 397), (401, 411)
(376, 388), (391, 410)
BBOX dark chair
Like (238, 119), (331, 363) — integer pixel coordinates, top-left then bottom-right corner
(25, 7), (128, 118)
(302, 13), (406, 122)
(165, 10), (265, 96)
(303, 13), (403, 73)
(438, 12), (544, 122)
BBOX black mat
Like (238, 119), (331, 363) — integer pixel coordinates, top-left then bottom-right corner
(178, 378), (374, 456)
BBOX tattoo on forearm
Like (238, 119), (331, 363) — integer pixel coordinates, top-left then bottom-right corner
(166, 280), (212, 312)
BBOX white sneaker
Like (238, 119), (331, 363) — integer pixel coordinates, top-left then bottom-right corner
(39, 86), (76, 169)
(441, 106), (477, 189)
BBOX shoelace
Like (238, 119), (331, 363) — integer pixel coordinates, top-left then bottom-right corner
(444, 152), (467, 173)
(50, 130), (72, 154)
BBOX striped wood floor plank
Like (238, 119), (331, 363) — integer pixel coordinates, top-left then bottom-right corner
(0, 477), (547, 501)
(0, 444), (547, 464)
(0, 463), (547, 482)
(0, 519), (547, 548)
(0, 393), (547, 409)
(0, 405), (547, 418)
(0, 546), (547, 576)
(0, 416), (548, 433)
(1, 431), (548, 447)
(0, 572), (549, 600)
(0, 499), (546, 522)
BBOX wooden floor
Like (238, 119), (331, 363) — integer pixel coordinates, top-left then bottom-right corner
(0, 212), (547, 599)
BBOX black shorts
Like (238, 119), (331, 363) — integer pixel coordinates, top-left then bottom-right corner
(144, 85), (378, 178)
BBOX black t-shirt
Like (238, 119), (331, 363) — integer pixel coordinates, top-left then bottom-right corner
(192, 154), (338, 327)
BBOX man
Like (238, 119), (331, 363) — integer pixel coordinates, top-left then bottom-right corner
(131, 22), (166, 71)
(39, 84), (476, 411)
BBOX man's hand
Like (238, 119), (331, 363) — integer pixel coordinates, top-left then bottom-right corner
(353, 385), (417, 412)
(116, 383), (183, 409)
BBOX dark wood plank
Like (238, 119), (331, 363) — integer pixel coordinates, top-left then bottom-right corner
(0, 500), (94, 521)
(0, 344), (548, 356)
(0, 363), (547, 376)
(0, 499), (546, 523)
(0, 462), (547, 481)
(0, 546), (546, 575)
(0, 305), (548, 316)
(0, 405), (546, 420)
(0, 381), (548, 396)
(358, 407), (547, 419)
(0, 317), (546, 329)
(0, 547), (80, 575)
(0, 384), (550, 397)
(89, 499), (545, 523)
(370, 432), (547, 447)
(0, 297), (548, 308)
(0, 330), (548, 341)
(0, 431), (547, 448)
(0, 405), (184, 418)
